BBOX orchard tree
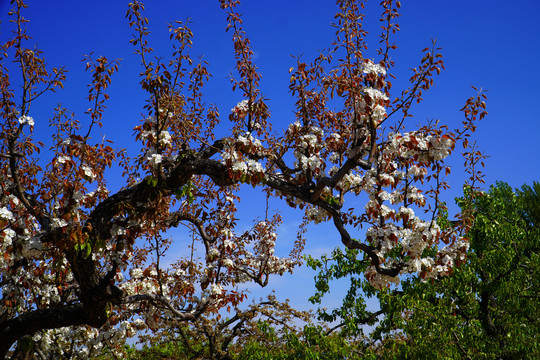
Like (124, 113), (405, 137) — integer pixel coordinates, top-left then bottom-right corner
(0, 0), (486, 357)
(102, 294), (312, 360)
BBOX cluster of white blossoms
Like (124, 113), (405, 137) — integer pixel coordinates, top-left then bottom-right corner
(141, 127), (173, 149)
(146, 152), (163, 167)
(56, 154), (71, 164)
(0, 205), (147, 356)
(52, 145), (97, 185)
(206, 247), (221, 262)
(252, 221), (277, 257)
(399, 237), (470, 282)
(47, 188), (104, 228)
(433, 239), (470, 274)
(110, 223), (127, 238)
(331, 122), (461, 288)
(157, 130), (172, 147)
(286, 122), (325, 174)
(242, 221), (293, 277)
(82, 165), (96, 182)
(236, 132), (263, 151)
(2, 256), (76, 323)
(231, 99), (249, 113)
(353, 60), (389, 126)
(384, 131), (455, 163)
(233, 157), (264, 177)
(0, 228), (15, 266)
(306, 205), (329, 224)
(0, 195), (43, 269)
(371, 103), (387, 124)
(1, 223), (44, 262)
(399, 215), (438, 257)
(362, 59), (387, 76)
(0, 207), (15, 221)
(339, 168), (378, 194)
(51, 217), (68, 229)
(365, 235), (466, 289)
(204, 218), (296, 286)
(31, 323), (131, 359)
(18, 115), (34, 127)
(138, 114), (175, 168)
(230, 100), (264, 131)
(365, 265), (401, 288)
(268, 100), (463, 290)
(221, 135), (265, 177)
(120, 267), (168, 298)
(196, 262), (225, 303)
(361, 182), (470, 289)
(209, 283), (223, 296)
(363, 87), (389, 103)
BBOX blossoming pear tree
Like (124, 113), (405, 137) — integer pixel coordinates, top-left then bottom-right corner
(0, 0), (486, 357)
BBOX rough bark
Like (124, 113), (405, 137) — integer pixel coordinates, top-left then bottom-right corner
(0, 304), (85, 357)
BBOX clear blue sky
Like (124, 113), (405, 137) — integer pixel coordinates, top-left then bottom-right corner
(2, 0), (540, 317)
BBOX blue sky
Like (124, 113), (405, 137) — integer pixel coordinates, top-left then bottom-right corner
(2, 0), (540, 319)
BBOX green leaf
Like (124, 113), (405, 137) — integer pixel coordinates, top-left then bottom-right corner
(175, 180), (195, 204)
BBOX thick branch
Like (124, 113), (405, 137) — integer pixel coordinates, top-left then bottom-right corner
(310, 153), (372, 202)
(265, 173), (401, 277)
(86, 149), (233, 242)
(0, 304), (85, 358)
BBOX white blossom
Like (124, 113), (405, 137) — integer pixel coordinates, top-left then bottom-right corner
(306, 207), (327, 224)
(57, 155), (71, 164)
(110, 225), (126, 237)
(130, 268), (144, 279)
(209, 283), (223, 296)
(397, 206), (415, 220)
(372, 104), (387, 123)
(207, 248), (220, 261)
(0, 207), (14, 221)
(2, 228), (16, 247)
(82, 165), (95, 181)
(231, 99), (249, 113)
(158, 130), (172, 147)
(362, 60), (387, 76)
(223, 258), (234, 268)
(51, 218), (68, 229)
(363, 87), (389, 102)
(18, 115), (34, 126)
(147, 153), (163, 166)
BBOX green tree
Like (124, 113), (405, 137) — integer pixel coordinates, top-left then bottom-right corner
(305, 246), (384, 339)
(233, 322), (372, 360)
(373, 182), (540, 359)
